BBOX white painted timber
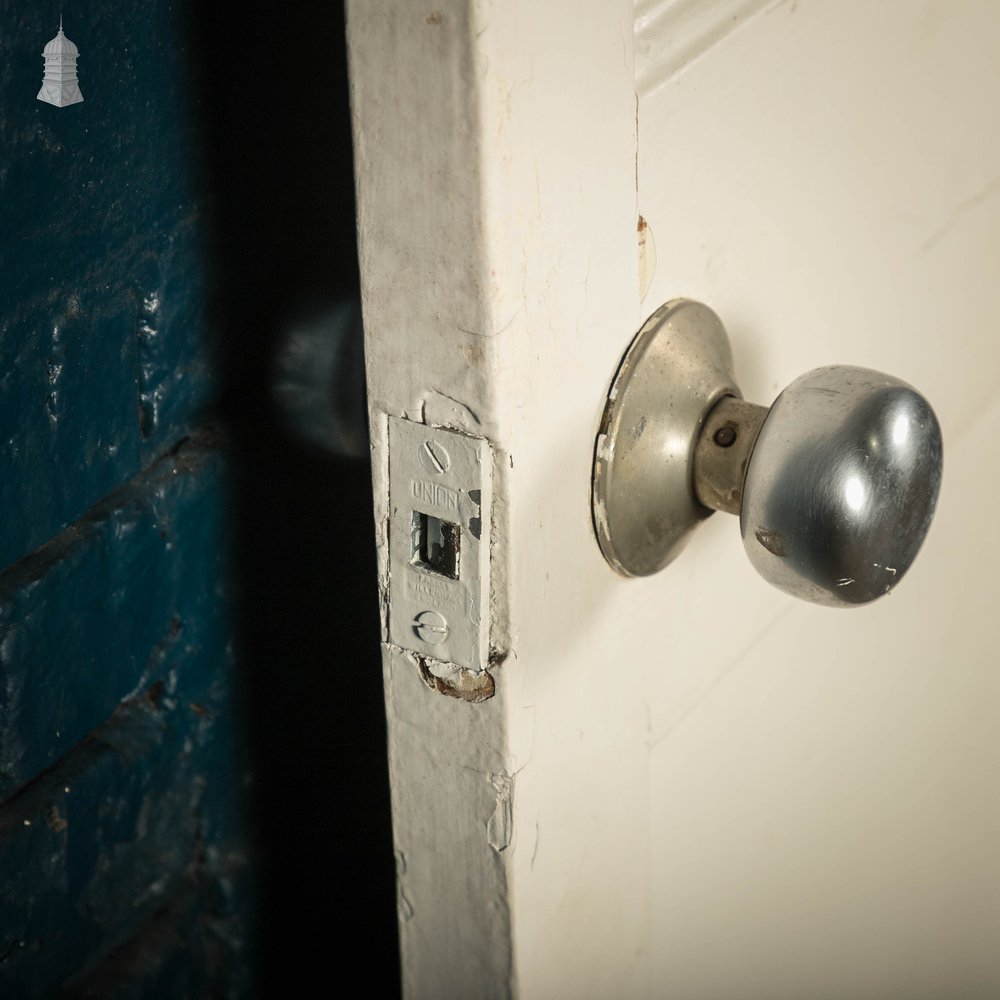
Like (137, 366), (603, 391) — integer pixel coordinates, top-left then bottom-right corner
(638, 0), (1000, 995)
(351, 0), (1000, 995)
(348, 2), (645, 997)
(634, 0), (777, 98)
(650, 391), (1000, 998)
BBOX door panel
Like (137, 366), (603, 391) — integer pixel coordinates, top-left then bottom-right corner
(349, 1), (1000, 995)
(639, 1), (1000, 995)
(650, 393), (1000, 997)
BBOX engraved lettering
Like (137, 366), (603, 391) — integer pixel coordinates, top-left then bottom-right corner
(406, 570), (459, 608)
(410, 479), (459, 511)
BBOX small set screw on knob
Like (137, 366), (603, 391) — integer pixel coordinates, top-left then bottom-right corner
(592, 299), (943, 608)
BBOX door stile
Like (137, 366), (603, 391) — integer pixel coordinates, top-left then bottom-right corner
(348, 3), (647, 996)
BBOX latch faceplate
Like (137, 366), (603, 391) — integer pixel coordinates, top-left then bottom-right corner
(387, 416), (492, 671)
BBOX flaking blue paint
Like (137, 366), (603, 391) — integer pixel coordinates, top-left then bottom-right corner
(0, 3), (214, 569)
(0, 3), (249, 993)
(0, 433), (231, 795)
(0, 617), (248, 996)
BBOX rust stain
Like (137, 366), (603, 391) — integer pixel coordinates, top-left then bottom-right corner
(144, 680), (166, 709)
(46, 805), (68, 833)
(424, 10), (442, 25)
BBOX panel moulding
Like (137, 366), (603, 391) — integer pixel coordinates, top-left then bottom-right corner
(635, 0), (780, 97)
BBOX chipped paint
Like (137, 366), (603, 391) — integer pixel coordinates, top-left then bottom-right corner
(412, 652), (496, 703)
(487, 772), (514, 853)
(420, 389), (482, 433)
(349, 0), (640, 992)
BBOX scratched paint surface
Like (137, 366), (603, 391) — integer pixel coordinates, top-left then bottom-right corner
(0, 4), (213, 571)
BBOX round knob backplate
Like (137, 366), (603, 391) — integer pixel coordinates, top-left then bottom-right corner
(592, 299), (739, 576)
(594, 298), (943, 607)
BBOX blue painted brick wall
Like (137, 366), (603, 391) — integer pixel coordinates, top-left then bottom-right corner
(0, 432), (232, 795)
(0, 3), (214, 570)
(0, 2), (251, 993)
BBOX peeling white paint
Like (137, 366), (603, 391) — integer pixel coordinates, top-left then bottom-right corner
(421, 389), (482, 432)
(487, 772), (514, 853)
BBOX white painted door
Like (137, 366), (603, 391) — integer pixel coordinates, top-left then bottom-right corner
(347, 2), (1000, 997)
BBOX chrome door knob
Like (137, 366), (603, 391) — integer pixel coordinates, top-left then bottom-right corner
(592, 299), (943, 607)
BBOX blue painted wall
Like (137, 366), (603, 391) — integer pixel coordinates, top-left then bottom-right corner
(1, 1), (399, 995)
(0, 4), (248, 994)
(0, 3), (214, 570)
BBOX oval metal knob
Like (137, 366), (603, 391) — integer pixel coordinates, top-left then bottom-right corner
(592, 300), (943, 607)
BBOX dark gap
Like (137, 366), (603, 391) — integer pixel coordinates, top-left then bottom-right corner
(411, 510), (461, 579)
(179, 1), (399, 995)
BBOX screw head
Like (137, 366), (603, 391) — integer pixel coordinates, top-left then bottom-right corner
(419, 440), (451, 474)
(414, 610), (449, 645)
(713, 425), (737, 448)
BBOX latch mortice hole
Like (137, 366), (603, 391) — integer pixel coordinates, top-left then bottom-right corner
(411, 510), (460, 579)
